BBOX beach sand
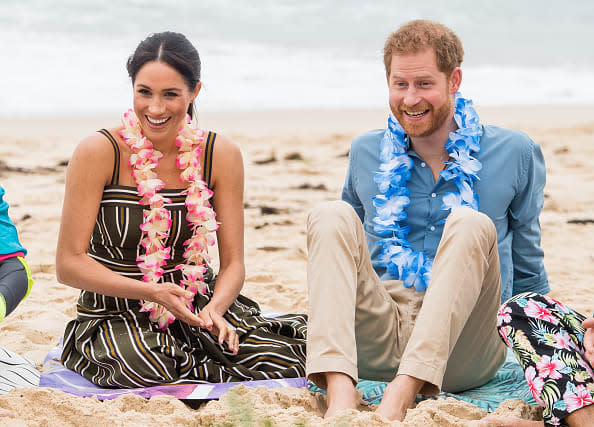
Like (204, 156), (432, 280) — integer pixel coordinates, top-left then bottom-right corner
(0, 105), (592, 425)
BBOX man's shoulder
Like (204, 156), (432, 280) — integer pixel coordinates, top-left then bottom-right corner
(481, 124), (535, 150)
(350, 129), (385, 153)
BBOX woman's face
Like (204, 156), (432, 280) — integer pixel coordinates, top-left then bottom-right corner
(132, 61), (200, 146)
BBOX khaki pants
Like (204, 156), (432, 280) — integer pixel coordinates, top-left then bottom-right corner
(306, 200), (506, 395)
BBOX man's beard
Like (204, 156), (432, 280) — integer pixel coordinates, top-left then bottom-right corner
(392, 95), (453, 138)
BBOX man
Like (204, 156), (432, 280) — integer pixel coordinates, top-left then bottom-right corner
(306, 20), (549, 421)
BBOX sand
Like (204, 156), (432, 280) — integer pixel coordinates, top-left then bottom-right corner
(0, 105), (593, 426)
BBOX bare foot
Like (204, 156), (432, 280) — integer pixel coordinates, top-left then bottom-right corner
(376, 374), (424, 422)
(477, 416), (543, 427)
(324, 372), (358, 419)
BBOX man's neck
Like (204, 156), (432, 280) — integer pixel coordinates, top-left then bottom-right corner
(409, 116), (457, 181)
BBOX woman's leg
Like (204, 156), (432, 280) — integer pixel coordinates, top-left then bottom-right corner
(0, 257), (30, 321)
(496, 292), (594, 426)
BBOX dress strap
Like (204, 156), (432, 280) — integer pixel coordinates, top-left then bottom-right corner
(203, 131), (216, 189)
(97, 129), (120, 186)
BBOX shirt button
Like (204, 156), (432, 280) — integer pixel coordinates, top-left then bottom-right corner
(421, 162), (426, 167)
(431, 193), (436, 198)
(430, 226), (436, 231)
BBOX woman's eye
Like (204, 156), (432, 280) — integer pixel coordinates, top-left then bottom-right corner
(138, 88), (150, 95)
(165, 92), (179, 97)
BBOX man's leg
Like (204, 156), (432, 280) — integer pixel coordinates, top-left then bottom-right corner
(377, 208), (506, 420)
(306, 200), (400, 417)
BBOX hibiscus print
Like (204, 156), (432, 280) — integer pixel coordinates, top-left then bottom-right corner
(497, 305), (512, 326)
(524, 298), (559, 325)
(536, 355), (568, 380)
(563, 383), (594, 412)
(497, 293), (593, 425)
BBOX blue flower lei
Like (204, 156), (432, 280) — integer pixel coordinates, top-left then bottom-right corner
(372, 93), (483, 292)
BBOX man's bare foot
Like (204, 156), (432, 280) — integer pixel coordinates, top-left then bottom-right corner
(477, 416), (543, 426)
(375, 374), (424, 422)
(324, 372), (358, 419)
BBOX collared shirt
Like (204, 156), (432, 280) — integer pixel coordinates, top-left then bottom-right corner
(342, 125), (548, 302)
(0, 186), (27, 257)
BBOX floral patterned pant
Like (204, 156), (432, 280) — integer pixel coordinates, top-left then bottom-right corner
(497, 292), (594, 426)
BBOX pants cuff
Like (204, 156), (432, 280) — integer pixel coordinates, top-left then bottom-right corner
(397, 359), (443, 396)
(306, 356), (358, 390)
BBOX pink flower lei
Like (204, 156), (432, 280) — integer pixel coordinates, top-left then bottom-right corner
(120, 110), (218, 330)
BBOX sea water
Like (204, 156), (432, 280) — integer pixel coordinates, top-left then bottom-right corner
(2, 0), (594, 116)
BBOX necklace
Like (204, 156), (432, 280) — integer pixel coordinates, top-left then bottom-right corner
(372, 93), (483, 292)
(120, 110), (218, 329)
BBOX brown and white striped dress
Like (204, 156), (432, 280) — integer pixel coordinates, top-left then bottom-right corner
(61, 129), (307, 388)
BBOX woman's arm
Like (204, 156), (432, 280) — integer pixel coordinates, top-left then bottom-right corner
(207, 134), (245, 314)
(56, 134), (204, 327)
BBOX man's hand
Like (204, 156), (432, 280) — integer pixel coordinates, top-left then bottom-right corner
(198, 303), (239, 355)
(582, 317), (594, 368)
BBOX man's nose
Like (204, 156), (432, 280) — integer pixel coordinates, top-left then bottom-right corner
(403, 87), (421, 107)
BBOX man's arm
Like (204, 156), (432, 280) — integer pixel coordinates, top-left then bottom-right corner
(509, 138), (549, 295)
(341, 148), (365, 223)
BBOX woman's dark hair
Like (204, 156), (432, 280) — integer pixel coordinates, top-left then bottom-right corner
(127, 32), (201, 119)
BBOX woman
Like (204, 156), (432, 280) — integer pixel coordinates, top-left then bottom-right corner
(57, 32), (306, 388)
(481, 292), (593, 427)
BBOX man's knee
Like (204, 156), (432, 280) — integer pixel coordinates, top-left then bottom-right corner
(307, 200), (359, 235)
(445, 207), (497, 241)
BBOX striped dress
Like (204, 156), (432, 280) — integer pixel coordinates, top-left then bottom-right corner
(61, 129), (307, 388)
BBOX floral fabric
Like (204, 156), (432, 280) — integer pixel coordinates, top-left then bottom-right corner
(497, 292), (594, 426)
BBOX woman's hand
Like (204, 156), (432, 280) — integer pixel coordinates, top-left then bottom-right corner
(149, 282), (206, 329)
(198, 302), (239, 355)
(582, 317), (594, 367)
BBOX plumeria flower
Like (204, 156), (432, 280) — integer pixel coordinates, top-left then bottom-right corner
(121, 109), (218, 329)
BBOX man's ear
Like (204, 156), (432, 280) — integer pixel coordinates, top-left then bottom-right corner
(449, 67), (462, 94)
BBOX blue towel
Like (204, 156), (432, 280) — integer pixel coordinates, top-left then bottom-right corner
(308, 349), (536, 412)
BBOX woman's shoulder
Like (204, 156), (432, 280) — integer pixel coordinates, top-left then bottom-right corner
(74, 127), (124, 159)
(206, 132), (243, 187)
(68, 127), (124, 185)
(209, 132), (242, 164)
(209, 131), (238, 152)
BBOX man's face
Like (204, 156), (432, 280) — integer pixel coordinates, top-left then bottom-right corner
(387, 49), (457, 138)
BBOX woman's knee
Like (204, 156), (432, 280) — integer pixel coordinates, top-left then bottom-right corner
(0, 258), (29, 320)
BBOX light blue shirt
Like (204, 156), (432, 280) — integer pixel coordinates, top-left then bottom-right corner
(0, 186), (26, 256)
(342, 125), (548, 302)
